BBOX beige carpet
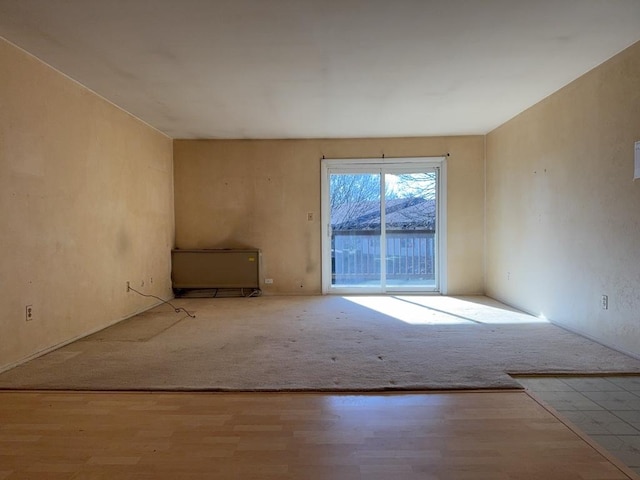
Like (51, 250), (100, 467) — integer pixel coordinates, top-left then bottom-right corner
(1, 295), (640, 391)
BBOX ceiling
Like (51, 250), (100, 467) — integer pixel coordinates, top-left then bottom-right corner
(1, 0), (639, 139)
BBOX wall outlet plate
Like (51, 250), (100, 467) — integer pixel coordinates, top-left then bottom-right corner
(601, 295), (608, 310)
(634, 141), (640, 180)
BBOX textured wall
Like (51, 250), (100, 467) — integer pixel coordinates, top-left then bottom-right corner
(486, 41), (640, 356)
(0, 39), (175, 369)
(174, 136), (484, 295)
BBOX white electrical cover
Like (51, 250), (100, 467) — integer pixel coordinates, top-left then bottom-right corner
(635, 141), (640, 180)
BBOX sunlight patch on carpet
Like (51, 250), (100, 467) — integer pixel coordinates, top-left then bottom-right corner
(343, 296), (470, 325)
(343, 296), (549, 325)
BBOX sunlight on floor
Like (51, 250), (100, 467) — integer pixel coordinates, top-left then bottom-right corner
(343, 295), (549, 325)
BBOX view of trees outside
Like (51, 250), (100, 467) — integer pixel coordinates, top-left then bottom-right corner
(329, 173), (436, 229)
(385, 173), (436, 231)
(329, 172), (437, 288)
(391, 173), (436, 200)
(329, 173), (381, 231)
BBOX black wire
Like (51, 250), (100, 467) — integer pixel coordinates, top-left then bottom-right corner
(128, 285), (196, 318)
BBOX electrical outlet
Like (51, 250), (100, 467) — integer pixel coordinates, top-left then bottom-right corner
(25, 305), (34, 322)
(601, 295), (608, 310)
(264, 278), (274, 284)
(307, 212), (314, 222)
(126, 281), (131, 292)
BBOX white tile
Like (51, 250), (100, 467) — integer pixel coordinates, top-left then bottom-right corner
(589, 434), (627, 451)
(515, 377), (575, 392)
(609, 376), (640, 392)
(525, 376), (640, 472)
(536, 390), (604, 411)
(612, 410), (640, 424)
(610, 446), (640, 468)
(563, 410), (640, 435)
(582, 391), (640, 411)
(620, 435), (640, 449)
(560, 377), (624, 392)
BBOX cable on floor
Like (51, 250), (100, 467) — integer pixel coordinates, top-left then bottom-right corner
(128, 285), (196, 318)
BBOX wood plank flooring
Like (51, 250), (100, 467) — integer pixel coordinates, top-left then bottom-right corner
(0, 390), (634, 479)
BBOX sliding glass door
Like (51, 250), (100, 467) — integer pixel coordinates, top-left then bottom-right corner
(329, 172), (382, 288)
(384, 171), (437, 289)
(321, 158), (446, 294)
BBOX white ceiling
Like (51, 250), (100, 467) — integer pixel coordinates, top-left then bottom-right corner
(1, 0), (639, 139)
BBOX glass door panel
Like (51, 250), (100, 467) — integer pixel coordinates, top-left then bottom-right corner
(329, 173), (381, 288)
(384, 172), (437, 290)
(322, 158), (444, 294)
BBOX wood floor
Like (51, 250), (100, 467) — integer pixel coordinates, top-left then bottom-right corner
(0, 390), (635, 480)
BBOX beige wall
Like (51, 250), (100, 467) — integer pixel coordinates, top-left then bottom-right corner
(0, 39), (175, 370)
(174, 136), (484, 295)
(486, 41), (640, 356)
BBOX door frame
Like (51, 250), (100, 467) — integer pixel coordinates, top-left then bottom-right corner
(320, 156), (447, 295)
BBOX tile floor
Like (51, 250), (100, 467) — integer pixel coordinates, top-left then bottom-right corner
(516, 375), (640, 476)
